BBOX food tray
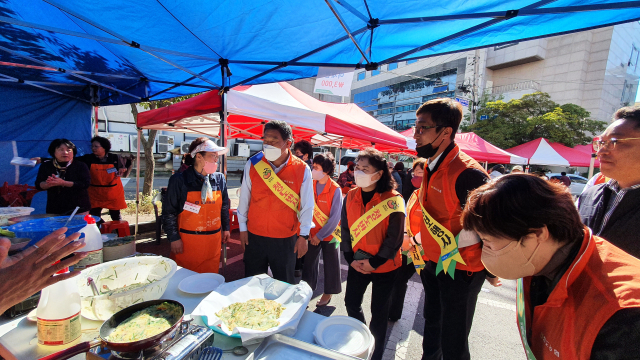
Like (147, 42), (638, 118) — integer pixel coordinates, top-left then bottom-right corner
(246, 334), (361, 360)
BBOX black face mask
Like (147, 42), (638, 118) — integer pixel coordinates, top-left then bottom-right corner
(416, 130), (445, 158)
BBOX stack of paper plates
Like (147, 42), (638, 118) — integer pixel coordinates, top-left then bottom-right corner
(314, 315), (373, 357)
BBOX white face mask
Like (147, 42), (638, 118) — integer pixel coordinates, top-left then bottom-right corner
(263, 144), (284, 162)
(354, 170), (379, 188)
(311, 169), (325, 181)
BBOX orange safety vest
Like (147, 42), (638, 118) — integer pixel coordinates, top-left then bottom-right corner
(403, 190), (422, 251)
(346, 188), (402, 273)
(171, 189), (223, 273)
(88, 163), (127, 210)
(420, 145), (487, 272)
(311, 179), (340, 242)
(521, 230), (640, 359)
(247, 153), (306, 238)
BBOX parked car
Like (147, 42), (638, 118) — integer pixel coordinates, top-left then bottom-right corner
(546, 173), (588, 196)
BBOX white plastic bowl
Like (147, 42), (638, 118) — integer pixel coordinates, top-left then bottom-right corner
(314, 315), (373, 357)
(0, 207), (34, 226)
(76, 256), (177, 320)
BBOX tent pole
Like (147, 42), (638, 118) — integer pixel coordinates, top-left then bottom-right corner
(219, 71), (229, 275)
(588, 153), (596, 179)
(483, 161), (487, 171)
(135, 129), (141, 237)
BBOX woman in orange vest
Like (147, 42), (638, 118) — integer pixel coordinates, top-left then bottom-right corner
(461, 174), (640, 360)
(163, 137), (230, 273)
(301, 152), (343, 307)
(341, 148), (405, 360)
(388, 157), (426, 321)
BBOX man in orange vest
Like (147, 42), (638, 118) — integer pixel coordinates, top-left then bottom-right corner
(237, 120), (314, 284)
(412, 98), (496, 360)
(462, 174), (640, 360)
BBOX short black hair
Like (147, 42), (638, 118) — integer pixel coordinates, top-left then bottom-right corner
(91, 136), (111, 153)
(415, 98), (463, 140)
(48, 139), (77, 157)
(613, 105), (640, 129)
(491, 164), (505, 174)
(394, 162), (405, 171)
(264, 120), (293, 142)
(561, 171), (567, 176)
(294, 140), (314, 159)
(313, 152), (335, 176)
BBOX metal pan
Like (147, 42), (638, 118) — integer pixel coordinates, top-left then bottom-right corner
(39, 299), (185, 360)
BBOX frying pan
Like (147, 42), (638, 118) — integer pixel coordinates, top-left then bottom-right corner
(39, 299), (185, 360)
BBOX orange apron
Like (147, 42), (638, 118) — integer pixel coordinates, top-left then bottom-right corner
(172, 190), (223, 273)
(88, 163), (127, 210)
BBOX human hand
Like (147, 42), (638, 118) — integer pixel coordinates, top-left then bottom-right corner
(239, 231), (248, 251)
(170, 240), (184, 254)
(294, 236), (308, 258)
(31, 157), (42, 165)
(350, 260), (371, 274)
(222, 231), (230, 244)
(310, 235), (321, 246)
(118, 168), (126, 177)
(0, 228), (86, 315)
(486, 276), (502, 287)
(360, 259), (375, 272)
(46, 176), (67, 187)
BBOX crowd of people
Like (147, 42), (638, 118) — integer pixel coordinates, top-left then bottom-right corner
(2, 99), (640, 360)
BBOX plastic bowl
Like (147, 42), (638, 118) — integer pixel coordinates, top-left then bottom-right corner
(0, 207), (34, 226)
(8, 215), (99, 246)
(76, 256), (177, 320)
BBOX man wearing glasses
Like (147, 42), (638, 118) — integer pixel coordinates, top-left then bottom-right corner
(578, 106), (640, 258)
(412, 98), (494, 360)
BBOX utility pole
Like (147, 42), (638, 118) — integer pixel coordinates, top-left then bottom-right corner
(470, 49), (480, 124)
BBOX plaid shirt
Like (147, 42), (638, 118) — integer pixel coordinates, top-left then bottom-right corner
(598, 180), (640, 235)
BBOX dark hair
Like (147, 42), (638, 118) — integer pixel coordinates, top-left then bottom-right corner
(347, 162), (355, 171)
(561, 171), (567, 176)
(264, 120), (293, 142)
(48, 139), (77, 157)
(461, 174), (584, 244)
(293, 140), (314, 160)
(184, 137), (210, 166)
(613, 105), (640, 129)
(394, 162), (405, 171)
(313, 152), (335, 176)
(490, 164), (505, 174)
(412, 158), (426, 171)
(415, 98), (463, 140)
(91, 136), (111, 153)
(356, 148), (396, 193)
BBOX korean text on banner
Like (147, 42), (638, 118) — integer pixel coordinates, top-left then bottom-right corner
(314, 67), (354, 97)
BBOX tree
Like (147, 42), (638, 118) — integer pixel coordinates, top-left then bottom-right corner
(129, 94), (201, 196)
(460, 92), (606, 149)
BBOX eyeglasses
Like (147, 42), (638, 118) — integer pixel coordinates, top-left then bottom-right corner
(414, 125), (438, 135)
(592, 137), (640, 152)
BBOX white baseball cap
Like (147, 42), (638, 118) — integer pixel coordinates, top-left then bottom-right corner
(190, 139), (228, 157)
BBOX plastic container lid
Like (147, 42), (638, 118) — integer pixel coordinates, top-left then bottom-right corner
(84, 214), (96, 224)
(313, 315), (372, 357)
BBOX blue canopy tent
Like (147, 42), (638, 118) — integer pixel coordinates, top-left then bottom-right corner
(1, 0), (639, 229)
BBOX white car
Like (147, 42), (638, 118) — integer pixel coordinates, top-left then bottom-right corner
(546, 173), (588, 196)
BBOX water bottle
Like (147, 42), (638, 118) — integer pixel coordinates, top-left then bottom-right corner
(74, 215), (103, 270)
(36, 274), (82, 346)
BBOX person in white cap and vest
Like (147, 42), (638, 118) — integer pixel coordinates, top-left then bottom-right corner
(163, 137), (230, 273)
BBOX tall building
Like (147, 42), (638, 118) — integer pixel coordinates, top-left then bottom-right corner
(350, 22), (640, 130)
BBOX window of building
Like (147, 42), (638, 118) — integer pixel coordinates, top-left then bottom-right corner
(388, 63), (398, 71)
(378, 102), (394, 109)
(629, 45), (639, 71)
(407, 59), (418, 64)
(395, 104), (420, 113)
(371, 69), (380, 76)
(378, 108), (394, 115)
(494, 42), (519, 51)
(357, 72), (366, 81)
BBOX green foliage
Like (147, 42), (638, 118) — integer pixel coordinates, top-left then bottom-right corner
(122, 190), (159, 215)
(460, 92), (606, 149)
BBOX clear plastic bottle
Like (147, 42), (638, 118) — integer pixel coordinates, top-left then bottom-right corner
(36, 275), (82, 346)
(74, 215), (103, 270)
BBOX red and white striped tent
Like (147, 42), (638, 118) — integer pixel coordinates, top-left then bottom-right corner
(138, 82), (412, 152)
(506, 138), (599, 167)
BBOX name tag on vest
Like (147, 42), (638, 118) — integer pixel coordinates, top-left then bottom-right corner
(106, 167), (117, 174)
(183, 202), (201, 214)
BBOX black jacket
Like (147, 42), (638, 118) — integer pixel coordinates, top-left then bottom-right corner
(35, 160), (91, 215)
(162, 167), (230, 242)
(578, 183), (640, 258)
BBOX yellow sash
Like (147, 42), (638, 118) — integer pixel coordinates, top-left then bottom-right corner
(251, 153), (300, 215)
(404, 191), (425, 274)
(313, 203), (342, 244)
(405, 192), (418, 238)
(350, 195), (405, 247)
(418, 186), (466, 278)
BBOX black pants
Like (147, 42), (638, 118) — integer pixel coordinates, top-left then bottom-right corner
(301, 240), (342, 294)
(420, 261), (485, 360)
(244, 232), (296, 284)
(389, 254), (416, 320)
(345, 265), (399, 360)
(89, 208), (122, 222)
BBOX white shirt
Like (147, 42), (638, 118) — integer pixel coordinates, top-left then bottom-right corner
(237, 152), (315, 236)
(427, 152), (444, 172)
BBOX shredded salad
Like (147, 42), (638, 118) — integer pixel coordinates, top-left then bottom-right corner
(106, 302), (182, 343)
(216, 298), (285, 331)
